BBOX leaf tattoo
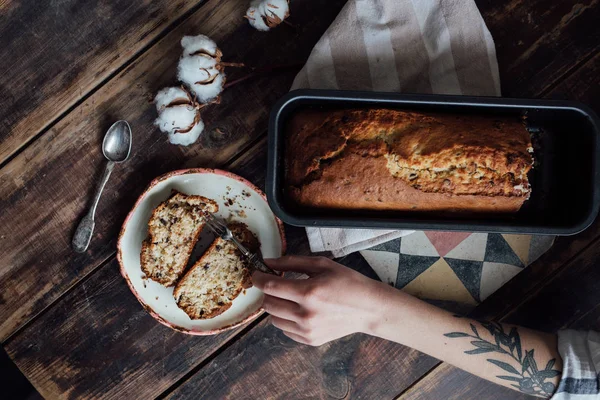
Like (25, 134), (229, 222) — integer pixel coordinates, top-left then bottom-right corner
(444, 321), (561, 397)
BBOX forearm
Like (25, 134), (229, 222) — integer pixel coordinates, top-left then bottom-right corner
(367, 285), (562, 398)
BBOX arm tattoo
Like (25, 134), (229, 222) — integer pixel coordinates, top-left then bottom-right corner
(444, 320), (561, 397)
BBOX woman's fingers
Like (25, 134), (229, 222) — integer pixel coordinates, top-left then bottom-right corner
(264, 255), (331, 275)
(270, 316), (305, 335)
(262, 294), (303, 321)
(253, 271), (308, 302)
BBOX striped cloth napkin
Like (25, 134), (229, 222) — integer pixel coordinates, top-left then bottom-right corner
(290, 0), (501, 257)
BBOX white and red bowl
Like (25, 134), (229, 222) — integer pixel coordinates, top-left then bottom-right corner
(117, 168), (286, 335)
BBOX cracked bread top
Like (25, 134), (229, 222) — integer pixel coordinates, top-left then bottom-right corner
(286, 109), (533, 213)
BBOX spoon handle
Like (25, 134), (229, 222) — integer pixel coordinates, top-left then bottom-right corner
(72, 161), (115, 253)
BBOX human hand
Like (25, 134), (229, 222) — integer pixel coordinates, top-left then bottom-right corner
(252, 256), (390, 346)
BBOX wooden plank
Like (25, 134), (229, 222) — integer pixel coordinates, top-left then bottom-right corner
(4, 259), (244, 399)
(476, 0), (600, 97)
(0, 0), (205, 164)
(398, 363), (533, 400)
(167, 321), (438, 400)
(0, 0), (348, 343)
(399, 216), (600, 400)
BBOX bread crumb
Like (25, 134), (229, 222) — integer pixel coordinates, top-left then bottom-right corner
(235, 210), (247, 218)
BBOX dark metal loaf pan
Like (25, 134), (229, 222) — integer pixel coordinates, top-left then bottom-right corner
(267, 89), (600, 235)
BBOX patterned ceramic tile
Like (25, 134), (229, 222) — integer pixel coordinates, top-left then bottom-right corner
(361, 250), (399, 286)
(444, 233), (488, 261)
(400, 231), (439, 257)
(357, 231), (554, 310)
(401, 258), (477, 305)
(444, 258), (484, 302)
(424, 231), (471, 257)
(484, 233), (524, 267)
(480, 262), (524, 301)
(396, 252), (441, 289)
(502, 234), (532, 265)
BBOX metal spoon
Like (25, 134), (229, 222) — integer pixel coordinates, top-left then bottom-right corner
(72, 120), (132, 253)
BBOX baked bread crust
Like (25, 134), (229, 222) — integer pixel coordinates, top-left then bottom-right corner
(286, 109), (533, 213)
(173, 223), (260, 320)
(140, 191), (218, 286)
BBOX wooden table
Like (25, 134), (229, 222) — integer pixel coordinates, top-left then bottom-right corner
(1, 0), (599, 398)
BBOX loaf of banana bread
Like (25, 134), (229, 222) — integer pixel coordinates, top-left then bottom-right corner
(286, 109), (533, 213)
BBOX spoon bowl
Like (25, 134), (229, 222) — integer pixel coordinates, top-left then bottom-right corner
(103, 120), (132, 162)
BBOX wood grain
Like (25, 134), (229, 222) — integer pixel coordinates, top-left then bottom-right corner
(0, 0), (348, 343)
(398, 363), (533, 400)
(168, 323), (438, 400)
(476, 0), (600, 97)
(0, 0), (204, 164)
(3, 0), (600, 398)
(4, 259), (245, 399)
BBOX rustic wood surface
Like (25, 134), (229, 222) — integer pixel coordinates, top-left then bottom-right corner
(0, 0), (207, 165)
(1, 0), (599, 399)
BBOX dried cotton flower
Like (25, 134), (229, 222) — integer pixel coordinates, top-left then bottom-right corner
(245, 0), (290, 31)
(177, 34), (243, 103)
(154, 87), (205, 146)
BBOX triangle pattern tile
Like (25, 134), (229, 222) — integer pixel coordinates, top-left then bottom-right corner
(444, 233), (488, 261)
(360, 250), (399, 286)
(400, 231), (439, 257)
(501, 234), (531, 266)
(528, 235), (556, 265)
(369, 238), (401, 253)
(424, 231), (472, 257)
(401, 258), (477, 305)
(395, 253), (440, 289)
(484, 233), (524, 267)
(444, 258), (484, 302)
(480, 262), (524, 301)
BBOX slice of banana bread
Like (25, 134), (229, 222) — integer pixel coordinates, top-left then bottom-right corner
(140, 191), (218, 286)
(173, 223), (260, 320)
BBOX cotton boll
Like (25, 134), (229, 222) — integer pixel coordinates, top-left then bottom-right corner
(177, 55), (225, 103)
(155, 105), (197, 133)
(154, 87), (191, 111)
(181, 35), (220, 58)
(168, 120), (205, 146)
(246, 0), (290, 31)
(154, 86), (205, 146)
(188, 72), (226, 104)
